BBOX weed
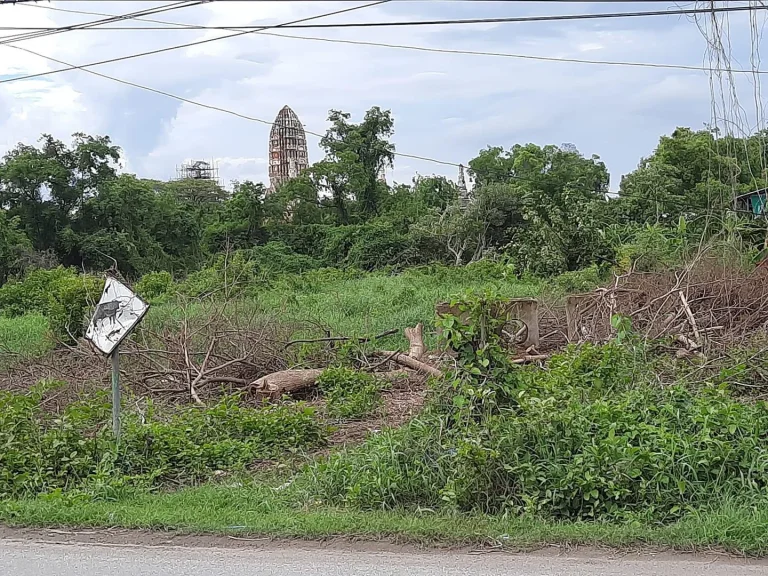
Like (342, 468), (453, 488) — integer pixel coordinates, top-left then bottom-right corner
(0, 385), (326, 498)
(317, 367), (386, 420)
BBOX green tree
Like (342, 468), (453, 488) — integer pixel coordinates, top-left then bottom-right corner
(264, 175), (322, 225)
(204, 181), (267, 252)
(0, 133), (120, 252)
(0, 211), (32, 283)
(310, 154), (366, 225)
(319, 107), (395, 218)
(466, 143), (612, 274)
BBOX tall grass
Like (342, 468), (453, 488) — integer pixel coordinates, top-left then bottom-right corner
(0, 314), (51, 366)
(144, 267), (542, 347)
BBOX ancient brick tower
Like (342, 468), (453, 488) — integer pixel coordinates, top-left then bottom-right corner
(268, 105), (309, 192)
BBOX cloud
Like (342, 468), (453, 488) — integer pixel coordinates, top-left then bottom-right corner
(0, 1), (765, 192)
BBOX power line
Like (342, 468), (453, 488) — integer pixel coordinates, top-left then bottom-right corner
(0, 0), (461, 168)
(3, 4), (767, 31)
(0, 0), (728, 3)
(10, 1), (768, 78)
(3, 3), (766, 84)
(0, 1), (205, 44)
(6, 41), (461, 168)
(257, 30), (768, 74)
(0, 0), (390, 79)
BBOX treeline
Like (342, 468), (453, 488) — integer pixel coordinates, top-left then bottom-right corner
(1, 107), (767, 285)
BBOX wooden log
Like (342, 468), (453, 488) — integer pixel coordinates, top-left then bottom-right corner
(379, 351), (443, 377)
(404, 323), (425, 360)
(251, 368), (324, 400)
(511, 354), (548, 364)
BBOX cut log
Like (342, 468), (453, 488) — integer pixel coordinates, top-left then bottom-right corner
(379, 351), (442, 377)
(251, 368), (324, 400)
(404, 323), (425, 360)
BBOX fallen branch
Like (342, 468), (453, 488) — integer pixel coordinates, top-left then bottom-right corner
(379, 351), (442, 377)
(284, 328), (399, 349)
(678, 290), (702, 343)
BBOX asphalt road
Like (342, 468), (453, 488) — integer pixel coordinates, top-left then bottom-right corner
(1, 540), (766, 576)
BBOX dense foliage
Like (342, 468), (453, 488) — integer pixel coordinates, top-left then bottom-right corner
(0, 384), (325, 498)
(1, 110), (765, 297)
(317, 367), (387, 419)
(310, 294), (768, 521)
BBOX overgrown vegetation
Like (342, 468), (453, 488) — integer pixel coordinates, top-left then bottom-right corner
(4, 114), (768, 553)
(317, 367), (387, 419)
(0, 383), (325, 498)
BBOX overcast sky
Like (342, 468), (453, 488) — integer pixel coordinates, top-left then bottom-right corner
(0, 0), (765, 190)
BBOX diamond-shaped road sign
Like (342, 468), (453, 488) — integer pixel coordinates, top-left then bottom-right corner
(86, 276), (149, 355)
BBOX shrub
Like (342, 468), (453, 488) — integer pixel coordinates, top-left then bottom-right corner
(249, 242), (323, 277)
(135, 271), (174, 302)
(552, 265), (605, 294)
(310, 295), (768, 520)
(317, 367), (386, 419)
(0, 385), (326, 498)
(0, 267), (101, 341)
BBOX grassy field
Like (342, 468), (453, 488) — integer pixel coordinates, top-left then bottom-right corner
(144, 267), (544, 348)
(0, 314), (52, 366)
(2, 483), (768, 554)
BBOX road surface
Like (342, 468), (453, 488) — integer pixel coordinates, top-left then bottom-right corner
(1, 540), (765, 576)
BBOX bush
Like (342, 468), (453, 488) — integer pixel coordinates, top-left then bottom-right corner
(135, 271), (174, 302)
(552, 265), (605, 294)
(249, 242), (323, 277)
(0, 384), (326, 498)
(177, 244), (323, 299)
(310, 335), (768, 521)
(0, 267), (101, 341)
(317, 367), (386, 419)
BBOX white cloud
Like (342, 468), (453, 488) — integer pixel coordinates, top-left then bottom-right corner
(0, 0), (765, 193)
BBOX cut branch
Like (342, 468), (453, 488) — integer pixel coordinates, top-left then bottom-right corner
(284, 328), (399, 349)
(379, 351), (442, 377)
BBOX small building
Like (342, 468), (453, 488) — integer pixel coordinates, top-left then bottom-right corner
(735, 189), (768, 217)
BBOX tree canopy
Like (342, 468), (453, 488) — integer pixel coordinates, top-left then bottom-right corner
(0, 116), (765, 284)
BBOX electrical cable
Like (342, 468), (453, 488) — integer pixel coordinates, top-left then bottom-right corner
(0, 1), (463, 169)
(0, 1), (205, 45)
(5, 43), (462, 167)
(3, 4), (768, 31)
(20, 0), (768, 75)
(4, 3), (768, 84)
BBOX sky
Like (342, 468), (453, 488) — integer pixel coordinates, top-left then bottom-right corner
(0, 0), (766, 191)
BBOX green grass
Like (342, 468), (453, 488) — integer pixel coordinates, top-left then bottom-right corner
(0, 267), (539, 365)
(2, 484), (768, 554)
(0, 314), (52, 365)
(144, 269), (542, 348)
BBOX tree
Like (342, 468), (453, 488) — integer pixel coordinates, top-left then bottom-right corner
(0, 133), (120, 252)
(0, 211), (32, 283)
(466, 143), (612, 274)
(319, 107), (395, 218)
(264, 175), (322, 225)
(310, 154), (366, 225)
(204, 181), (267, 252)
(69, 175), (172, 275)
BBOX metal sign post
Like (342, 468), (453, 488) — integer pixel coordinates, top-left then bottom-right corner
(85, 275), (149, 441)
(111, 345), (121, 439)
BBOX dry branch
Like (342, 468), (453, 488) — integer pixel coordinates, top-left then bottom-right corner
(284, 328), (398, 349)
(379, 351), (443, 377)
